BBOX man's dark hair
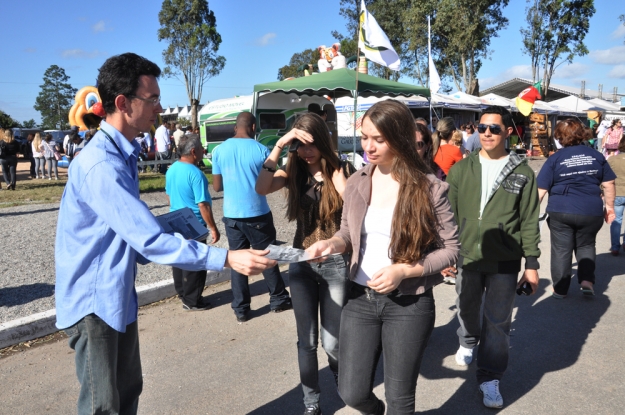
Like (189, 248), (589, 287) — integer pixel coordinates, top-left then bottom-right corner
(97, 53), (161, 115)
(479, 105), (513, 129)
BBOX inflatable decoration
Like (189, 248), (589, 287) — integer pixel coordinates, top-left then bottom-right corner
(68, 86), (105, 131)
(317, 43), (346, 73)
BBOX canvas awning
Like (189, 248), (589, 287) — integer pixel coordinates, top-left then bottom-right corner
(253, 68), (430, 99)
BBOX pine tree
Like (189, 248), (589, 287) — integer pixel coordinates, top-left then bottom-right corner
(34, 65), (77, 129)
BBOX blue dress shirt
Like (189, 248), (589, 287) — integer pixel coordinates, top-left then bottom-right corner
(55, 121), (227, 332)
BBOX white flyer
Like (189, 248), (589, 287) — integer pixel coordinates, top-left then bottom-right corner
(156, 207), (209, 241)
(265, 244), (325, 264)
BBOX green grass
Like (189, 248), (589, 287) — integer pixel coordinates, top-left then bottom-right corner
(0, 170), (213, 208)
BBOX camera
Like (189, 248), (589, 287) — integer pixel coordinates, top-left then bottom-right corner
(516, 282), (532, 296)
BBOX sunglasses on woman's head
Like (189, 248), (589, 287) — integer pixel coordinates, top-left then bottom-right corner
(416, 141), (425, 149)
(477, 124), (503, 135)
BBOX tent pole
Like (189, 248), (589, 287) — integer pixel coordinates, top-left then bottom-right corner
(352, 50), (360, 165)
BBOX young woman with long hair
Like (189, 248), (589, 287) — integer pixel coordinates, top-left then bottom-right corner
(602, 119), (622, 158)
(415, 123), (444, 180)
(32, 133), (46, 179)
(433, 117), (464, 175)
(0, 128), (20, 190)
(256, 113), (354, 415)
(306, 100), (459, 414)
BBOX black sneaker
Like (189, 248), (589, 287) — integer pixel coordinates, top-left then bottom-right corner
(303, 404), (321, 415)
(182, 301), (211, 311)
(271, 301), (293, 313)
(235, 311), (250, 323)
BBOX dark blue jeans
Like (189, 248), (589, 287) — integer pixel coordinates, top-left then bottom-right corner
(289, 254), (348, 406)
(172, 240), (208, 307)
(222, 212), (290, 316)
(0, 156), (17, 187)
(338, 283), (435, 415)
(547, 212), (603, 294)
(64, 314), (143, 415)
(610, 196), (625, 251)
(456, 268), (517, 384)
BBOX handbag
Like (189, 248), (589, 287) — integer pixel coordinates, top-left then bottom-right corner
(54, 151), (62, 161)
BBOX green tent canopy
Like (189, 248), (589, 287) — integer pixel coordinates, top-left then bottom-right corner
(253, 68), (430, 99)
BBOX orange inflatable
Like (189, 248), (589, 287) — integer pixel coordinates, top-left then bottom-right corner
(68, 86), (103, 131)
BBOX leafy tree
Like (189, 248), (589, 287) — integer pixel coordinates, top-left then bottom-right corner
(158, 0), (226, 129)
(277, 48), (318, 80)
(521, 0), (595, 99)
(177, 117), (191, 127)
(22, 119), (37, 128)
(620, 14), (625, 43)
(34, 65), (77, 129)
(0, 110), (19, 128)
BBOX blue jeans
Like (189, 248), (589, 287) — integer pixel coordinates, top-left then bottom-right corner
(289, 254), (348, 406)
(222, 212), (290, 316)
(35, 157), (45, 177)
(338, 283), (435, 415)
(64, 314), (143, 415)
(0, 156), (18, 187)
(456, 268), (517, 384)
(610, 196), (625, 251)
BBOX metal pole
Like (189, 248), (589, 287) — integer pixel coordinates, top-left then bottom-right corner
(352, 50), (360, 165)
(428, 16), (433, 128)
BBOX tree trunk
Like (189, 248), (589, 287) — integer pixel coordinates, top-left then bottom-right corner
(191, 99), (199, 129)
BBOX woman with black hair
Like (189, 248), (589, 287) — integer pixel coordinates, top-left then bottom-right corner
(256, 113), (354, 415)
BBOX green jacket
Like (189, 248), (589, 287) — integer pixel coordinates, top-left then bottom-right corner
(447, 150), (540, 274)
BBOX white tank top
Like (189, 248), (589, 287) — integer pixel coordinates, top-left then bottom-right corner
(354, 204), (395, 286)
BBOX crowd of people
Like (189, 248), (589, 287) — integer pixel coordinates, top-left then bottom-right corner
(1, 50), (611, 415)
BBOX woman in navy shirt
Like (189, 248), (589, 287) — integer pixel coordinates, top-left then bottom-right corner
(537, 119), (616, 297)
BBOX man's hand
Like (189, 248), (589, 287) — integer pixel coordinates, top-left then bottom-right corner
(441, 266), (457, 278)
(209, 227), (220, 244)
(367, 264), (407, 294)
(518, 269), (539, 295)
(224, 249), (277, 275)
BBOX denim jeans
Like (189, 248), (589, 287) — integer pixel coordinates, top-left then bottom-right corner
(0, 156), (17, 187)
(547, 212), (603, 294)
(456, 268), (517, 384)
(338, 282), (435, 415)
(64, 314), (143, 415)
(34, 157), (45, 177)
(610, 196), (625, 251)
(222, 212), (290, 316)
(46, 157), (58, 179)
(289, 254), (348, 406)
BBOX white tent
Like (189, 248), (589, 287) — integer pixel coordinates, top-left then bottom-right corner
(479, 93), (514, 109)
(549, 96), (604, 113)
(588, 98), (622, 111)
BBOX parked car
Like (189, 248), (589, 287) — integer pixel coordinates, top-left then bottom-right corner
(11, 127), (42, 156)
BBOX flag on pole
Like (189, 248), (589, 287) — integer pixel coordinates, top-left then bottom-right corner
(358, 0), (400, 71)
(515, 81), (542, 116)
(427, 16), (440, 94)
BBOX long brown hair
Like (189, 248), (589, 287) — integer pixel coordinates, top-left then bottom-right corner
(364, 100), (440, 264)
(285, 113), (342, 223)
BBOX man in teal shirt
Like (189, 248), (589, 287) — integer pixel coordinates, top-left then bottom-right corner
(166, 134), (220, 310)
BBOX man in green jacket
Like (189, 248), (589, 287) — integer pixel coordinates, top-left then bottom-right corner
(446, 105), (541, 409)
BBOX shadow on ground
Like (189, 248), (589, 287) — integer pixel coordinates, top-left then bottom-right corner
(0, 283), (55, 307)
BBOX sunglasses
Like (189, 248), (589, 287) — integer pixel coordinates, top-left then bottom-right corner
(477, 124), (503, 135)
(416, 141), (426, 149)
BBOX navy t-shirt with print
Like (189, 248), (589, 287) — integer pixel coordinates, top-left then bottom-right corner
(537, 145), (616, 216)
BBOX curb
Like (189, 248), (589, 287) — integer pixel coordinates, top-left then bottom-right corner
(0, 269), (230, 350)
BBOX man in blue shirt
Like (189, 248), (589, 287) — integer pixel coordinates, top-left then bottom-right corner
(212, 112), (292, 322)
(55, 53), (277, 415)
(166, 134), (220, 311)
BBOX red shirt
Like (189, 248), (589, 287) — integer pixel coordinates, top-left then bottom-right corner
(434, 145), (464, 175)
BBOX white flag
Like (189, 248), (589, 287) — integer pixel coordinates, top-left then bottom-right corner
(428, 16), (440, 93)
(358, 0), (400, 71)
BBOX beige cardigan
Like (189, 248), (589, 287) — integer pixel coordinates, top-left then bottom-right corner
(334, 163), (460, 295)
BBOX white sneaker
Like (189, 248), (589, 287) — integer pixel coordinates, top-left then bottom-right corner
(480, 380), (503, 408)
(455, 345), (474, 366)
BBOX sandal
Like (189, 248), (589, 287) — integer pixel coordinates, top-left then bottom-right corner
(580, 285), (595, 296)
(552, 291), (567, 299)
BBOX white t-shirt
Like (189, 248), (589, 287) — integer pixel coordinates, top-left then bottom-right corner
(479, 154), (509, 217)
(173, 129), (185, 147)
(354, 204), (395, 286)
(155, 125), (170, 152)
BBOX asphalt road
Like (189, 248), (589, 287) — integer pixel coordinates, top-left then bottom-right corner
(1, 187), (625, 414)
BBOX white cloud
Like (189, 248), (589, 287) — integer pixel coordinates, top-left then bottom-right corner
(611, 23), (625, 40)
(255, 33), (276, 46)
(608, 65), (625, 79)
(554, 62), (589, 79)
(61, 49), (105, 59)
(92, 20), (107, 33)
(589, 45), (625, 65)
(501, 65), (533, 79)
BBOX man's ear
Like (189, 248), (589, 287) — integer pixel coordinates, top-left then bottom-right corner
(115, 95), (129, 113)
(251, 123), (256, 133)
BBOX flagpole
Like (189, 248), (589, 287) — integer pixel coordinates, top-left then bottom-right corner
(428, 16), (433, 128)
(352, 50), (360, 165)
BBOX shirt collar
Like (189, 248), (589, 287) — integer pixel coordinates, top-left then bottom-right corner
(99, 120), (140, 161)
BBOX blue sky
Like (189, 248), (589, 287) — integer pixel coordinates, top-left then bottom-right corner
(2, 0), (624, 124)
